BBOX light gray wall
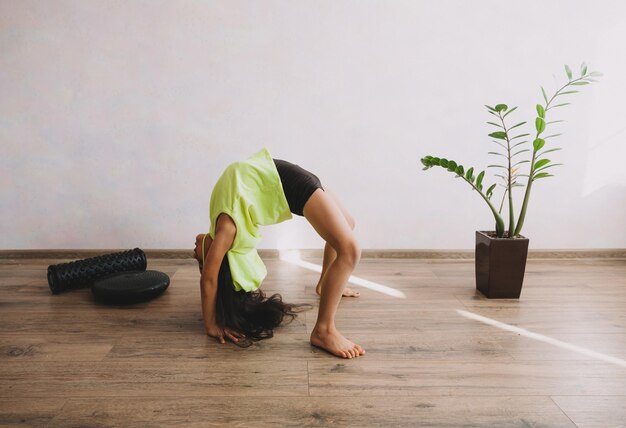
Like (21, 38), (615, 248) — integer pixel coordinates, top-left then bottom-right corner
(1, 0), (625, 250)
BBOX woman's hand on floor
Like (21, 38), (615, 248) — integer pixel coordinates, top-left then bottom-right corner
(206, 324), (246, 344)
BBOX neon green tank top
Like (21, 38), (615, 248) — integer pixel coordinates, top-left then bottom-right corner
(208, 148), (292, 292)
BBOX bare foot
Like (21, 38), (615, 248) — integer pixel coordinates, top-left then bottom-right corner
(316, 284), (360, 297)
(310, 327), (365, 359)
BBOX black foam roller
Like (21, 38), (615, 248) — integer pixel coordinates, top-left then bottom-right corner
(47, 248), (147, 294)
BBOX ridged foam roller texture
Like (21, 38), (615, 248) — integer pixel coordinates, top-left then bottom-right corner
(47, 248), (147, 294)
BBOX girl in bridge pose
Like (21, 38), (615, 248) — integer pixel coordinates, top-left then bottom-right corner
(193, 148), (365, 359)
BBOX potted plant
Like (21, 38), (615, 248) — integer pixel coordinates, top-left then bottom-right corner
(420, 63), (601, 298)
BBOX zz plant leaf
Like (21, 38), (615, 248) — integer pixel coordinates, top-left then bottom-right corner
(535, 117), (546, 133)
(565, 64), (573, 80)
(489, 131), (507, 140)
(536, 104), (545, 118)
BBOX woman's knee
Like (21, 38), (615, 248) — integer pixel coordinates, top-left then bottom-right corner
(335, 239), (361, 266)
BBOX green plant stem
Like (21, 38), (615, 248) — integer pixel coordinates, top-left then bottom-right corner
(498, 111), (516, 237)
(498, 188), (507, 214)
(462, 176), (505, 237)
(515, 151), (536, 236)
(514, 75), (588, 237)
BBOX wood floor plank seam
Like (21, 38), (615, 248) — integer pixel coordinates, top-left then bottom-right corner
(0, 394), (316, 399)
(5, 394), (626, 399)
(3, 357), (625, 365)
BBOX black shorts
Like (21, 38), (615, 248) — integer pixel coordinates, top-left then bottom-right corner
(273, 158), (324, 216)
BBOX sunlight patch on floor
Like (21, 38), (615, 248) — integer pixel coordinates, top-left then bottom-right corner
(279, 249), (407, 299)
(457, 309), (626, 368)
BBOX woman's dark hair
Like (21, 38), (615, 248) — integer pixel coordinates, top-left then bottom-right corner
(215, 254), (312, 342)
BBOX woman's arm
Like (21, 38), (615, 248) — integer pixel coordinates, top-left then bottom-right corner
(200, 213), (236, 341)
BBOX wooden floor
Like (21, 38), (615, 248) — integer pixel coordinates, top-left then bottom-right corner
(1, 255), (626, 427)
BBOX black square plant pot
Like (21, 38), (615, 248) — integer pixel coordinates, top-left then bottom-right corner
(475, 231), (529, 299)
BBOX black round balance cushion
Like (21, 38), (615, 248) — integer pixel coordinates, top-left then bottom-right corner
(91, 270), (170, 305)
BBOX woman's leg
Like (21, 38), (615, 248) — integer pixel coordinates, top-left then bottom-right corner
(303, 188), (365, 358)
(315, 188), (360, 297)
